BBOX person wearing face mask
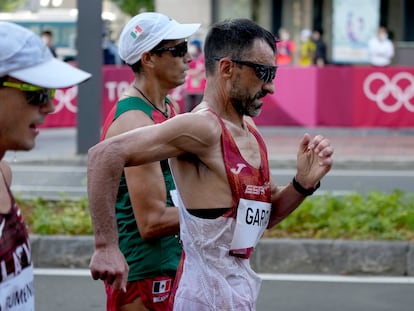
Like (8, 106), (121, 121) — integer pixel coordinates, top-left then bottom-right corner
(312, 28), (327, 67)
(276, 28), (295, 65)
(184, 39), (206, 112)
(368, 26), (394, 67)
(299, 28), (316, 67)
(41, 30), (57, 58)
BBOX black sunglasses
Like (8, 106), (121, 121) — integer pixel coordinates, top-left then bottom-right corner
(152, 41), (188, 58)
(25, 89), (55, 106)
(1, 81), (55, 106)
(214, 58), (277, 83)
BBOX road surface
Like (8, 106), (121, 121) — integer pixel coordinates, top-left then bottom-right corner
(9, 165), (414, 199)
(34, 269), (414, 311)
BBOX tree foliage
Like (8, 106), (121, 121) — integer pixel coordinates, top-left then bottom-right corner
(110, 0), (155, 16)
(0, 0), (25, 12)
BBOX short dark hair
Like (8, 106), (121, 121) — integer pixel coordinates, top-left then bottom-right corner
(42, 30), (53, 37)
(204, 18), (276, 76)
(313, 28), (324, 36)
(130, 60), (142, 73)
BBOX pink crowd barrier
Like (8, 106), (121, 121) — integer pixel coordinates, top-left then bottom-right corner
(42, 65), (414, 128)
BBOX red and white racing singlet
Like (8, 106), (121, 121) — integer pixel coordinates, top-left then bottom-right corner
(170, 109), (271, 310)
(0, 189), (34, 311)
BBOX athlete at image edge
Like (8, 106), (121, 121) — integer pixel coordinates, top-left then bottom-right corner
(0, 21), (90, 311)
(87, 18), (334, 310)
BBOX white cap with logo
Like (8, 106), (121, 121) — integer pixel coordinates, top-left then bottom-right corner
(118, 12), (201, 65)
(0, 21), (91, 88)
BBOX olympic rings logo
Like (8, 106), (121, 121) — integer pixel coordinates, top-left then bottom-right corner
(52, 86), (79, 114)
(363, 72), (414, 113)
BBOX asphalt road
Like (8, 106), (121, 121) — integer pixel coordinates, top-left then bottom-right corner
(34, 269), (414, 311)
(272, 168), (414, 194)
(9, 165), (414, 200)
(6, 126), (414, 199)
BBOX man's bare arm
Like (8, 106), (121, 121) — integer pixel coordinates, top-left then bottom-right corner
(87, 113), (218, 246)
(125, 163), (180, 240)
(88, 109), (182, 290)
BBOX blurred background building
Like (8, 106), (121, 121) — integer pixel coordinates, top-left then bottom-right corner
(0, 0), (129, 60)
(0, 0), (412, 64)
(156, 0), (414, 66)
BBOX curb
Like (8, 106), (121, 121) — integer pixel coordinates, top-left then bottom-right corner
(30, 235), (414, 276)
(252, 239), (414, 276)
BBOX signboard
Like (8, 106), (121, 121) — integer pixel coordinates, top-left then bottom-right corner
(332, 0), (380, 64)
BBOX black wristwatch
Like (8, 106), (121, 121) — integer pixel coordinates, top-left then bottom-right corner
(292, 177), (320, 196)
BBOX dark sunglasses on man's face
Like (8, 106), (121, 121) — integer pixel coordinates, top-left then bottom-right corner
(231, 59), (277, 84)
(152, 41), (188, 58)
(25, 89), (55, 106)
(1, 81), (55, 106)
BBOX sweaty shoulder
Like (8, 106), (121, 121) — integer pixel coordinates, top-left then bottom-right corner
(105, 109), (155, 139)
(175, 109), (222, 148)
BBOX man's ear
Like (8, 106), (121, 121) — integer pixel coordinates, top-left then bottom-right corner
(217, 58), (233, 80)
(141, 51), (155, 68)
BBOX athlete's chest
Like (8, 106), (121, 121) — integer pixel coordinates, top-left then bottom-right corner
(228, 131), (261, 169)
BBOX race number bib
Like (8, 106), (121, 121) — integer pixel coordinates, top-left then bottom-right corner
(0, 265), (34, 311)
(230, 199), (271, 258)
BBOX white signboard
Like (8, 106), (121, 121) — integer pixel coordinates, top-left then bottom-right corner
(332, 0), (380, 64)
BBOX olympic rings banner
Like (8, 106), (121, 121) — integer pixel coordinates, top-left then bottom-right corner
(355, 67), (414, 127)
(262, 66), (414, 128)
(41, 65), (414, 128)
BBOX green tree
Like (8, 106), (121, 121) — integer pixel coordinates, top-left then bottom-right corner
(0, 0), (25, 12)
(110, 0), (155, 16)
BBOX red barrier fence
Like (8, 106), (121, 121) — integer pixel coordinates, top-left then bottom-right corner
(42, 65), (414, 128)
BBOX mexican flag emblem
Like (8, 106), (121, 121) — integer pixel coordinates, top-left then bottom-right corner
(130, 24), (143, 39)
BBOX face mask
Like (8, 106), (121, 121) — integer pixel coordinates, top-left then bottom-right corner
(188, 45), (199, 58)
(379, 33), (388, 41)
(42, 36), (50, 45)
(280, 32), (289, 41)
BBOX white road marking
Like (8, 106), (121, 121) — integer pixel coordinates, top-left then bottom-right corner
(10, 165), (86, 172)
(34, 269), (414, 284)
(259, 273), (414, 284)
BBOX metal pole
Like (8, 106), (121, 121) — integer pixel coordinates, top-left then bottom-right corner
(76, 0), (102, 154)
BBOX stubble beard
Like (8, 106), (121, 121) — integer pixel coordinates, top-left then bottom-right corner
(230, 80), (264, 118)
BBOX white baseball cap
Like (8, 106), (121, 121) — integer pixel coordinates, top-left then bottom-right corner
(0, 21), (91, 89)
(118, 12), (201, 65)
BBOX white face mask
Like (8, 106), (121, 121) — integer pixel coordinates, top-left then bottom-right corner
(188, 45), (199, 58)
(42, 36), (50, 45)
(280, 32), (289, 41)
(379, 33), (388, 41)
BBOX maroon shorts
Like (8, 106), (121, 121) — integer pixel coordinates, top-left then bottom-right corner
(106, 275), (174, 311)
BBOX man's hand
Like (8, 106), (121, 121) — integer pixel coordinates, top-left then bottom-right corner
(89, 245), (129, 291)
(295, 133), (334, 188)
